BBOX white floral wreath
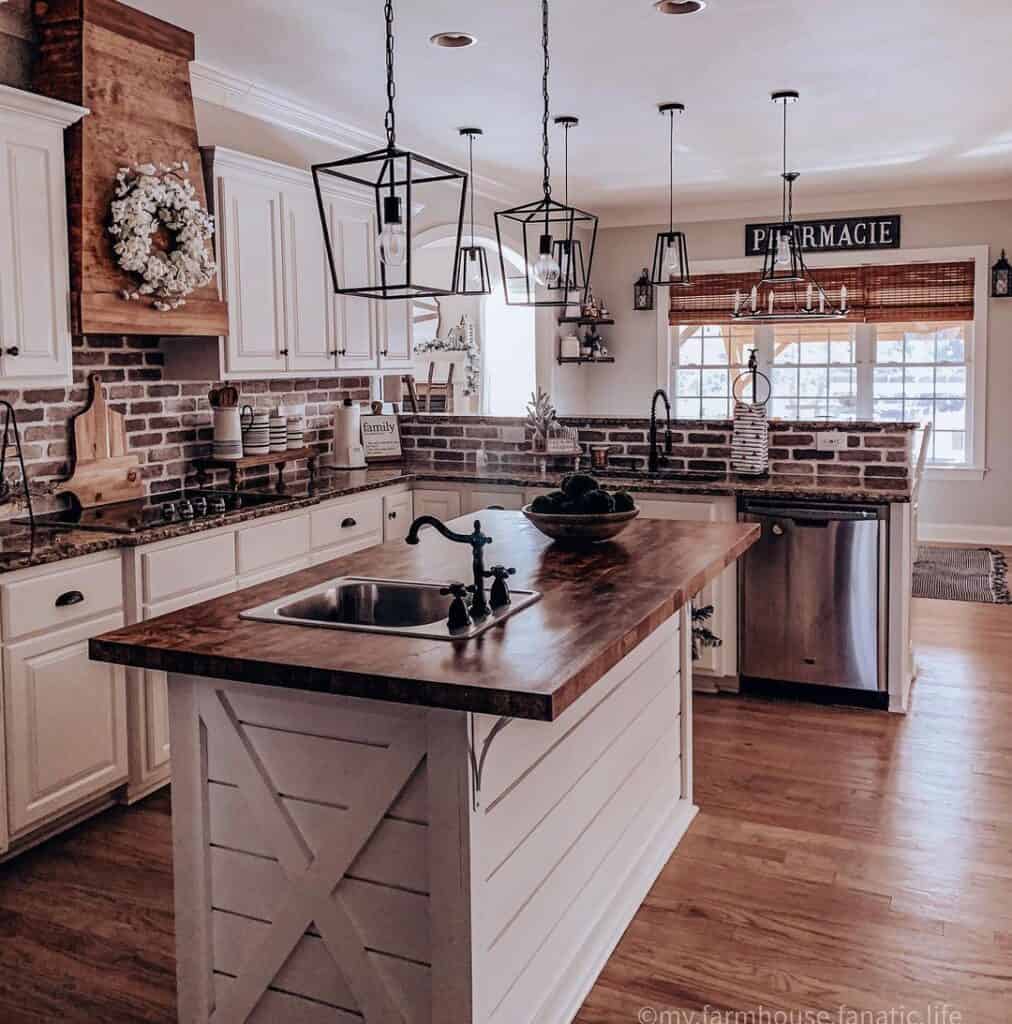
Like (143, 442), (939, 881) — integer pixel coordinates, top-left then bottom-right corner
(109, 161), (216, 312)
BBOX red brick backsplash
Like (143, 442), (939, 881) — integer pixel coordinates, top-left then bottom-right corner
(3, 336), (371, 506)
(400, 414), (914, 491)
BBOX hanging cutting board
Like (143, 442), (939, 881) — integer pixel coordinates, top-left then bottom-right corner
(56, 374), (145, 507)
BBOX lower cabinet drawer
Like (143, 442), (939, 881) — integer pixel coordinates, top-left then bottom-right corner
(4, 611), (129, 835)
(142, 532), (237, 605)
(2, 556), (123, 642)
(311, 495), (383, 553)
(236, 513), (311, 576)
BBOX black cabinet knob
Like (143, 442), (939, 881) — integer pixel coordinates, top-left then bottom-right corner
(5, 346), (19, 357)
(341, 517), (357, 529)
(55, 590), (85, 608)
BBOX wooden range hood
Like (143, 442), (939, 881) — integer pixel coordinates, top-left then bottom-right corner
(32, 0), (228, 337)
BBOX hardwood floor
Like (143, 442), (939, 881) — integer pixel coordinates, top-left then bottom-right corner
(0, 593), (1009, 1022)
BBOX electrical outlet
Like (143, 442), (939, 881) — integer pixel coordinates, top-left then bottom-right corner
(501, 427), (526, 444)
(816, 431), (848, 452)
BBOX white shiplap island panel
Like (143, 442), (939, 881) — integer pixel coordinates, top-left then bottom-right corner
(167, 610), (693, 1023)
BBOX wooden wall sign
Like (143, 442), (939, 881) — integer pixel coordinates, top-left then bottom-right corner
(32, 0), (228, 337)
(745, 215), (901, 257)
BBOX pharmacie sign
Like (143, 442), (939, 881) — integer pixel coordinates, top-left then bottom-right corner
(745, 215), (901, 256)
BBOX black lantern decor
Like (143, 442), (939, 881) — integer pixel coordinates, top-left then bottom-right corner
(649, 103), (691, 287)
(455, 128), (492, 296)
(494, 0), (598, 307)
(992, 249), (1011, 298)
(733, 91), (846, 322)
(311, 0), (467, 300)
(634, 268), (654, 310)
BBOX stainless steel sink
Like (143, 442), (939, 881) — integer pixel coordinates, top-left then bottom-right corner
(240, 576), (541, 641)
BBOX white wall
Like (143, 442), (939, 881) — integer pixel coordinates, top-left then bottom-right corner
(583, 200), (1012, 532)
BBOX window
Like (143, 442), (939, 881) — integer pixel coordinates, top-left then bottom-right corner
(872, 323), (969, 465)
(671, 319), (975, 467)
(673, 324), (754, 420)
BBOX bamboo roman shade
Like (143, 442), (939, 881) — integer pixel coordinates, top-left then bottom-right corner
(669, 260), (975, 324)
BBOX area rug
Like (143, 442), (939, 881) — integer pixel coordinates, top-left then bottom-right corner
(913, 546), (1011, 604)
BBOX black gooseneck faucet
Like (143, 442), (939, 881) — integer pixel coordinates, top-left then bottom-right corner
(406, 516), (495, 619)
(648, 388), (674, 474)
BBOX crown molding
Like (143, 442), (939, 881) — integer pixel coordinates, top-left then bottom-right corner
(189, 60), (519, 206)
(0, 83), (88, 128)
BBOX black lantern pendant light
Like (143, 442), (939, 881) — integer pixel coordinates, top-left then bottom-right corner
(311, 0), (468, 300)
(494, 0), (599, 307)
(455, 128), (492, 295)
(649, 102), (691, 287)
(733, 91), (847, 321)
(548, 115), (589, 293)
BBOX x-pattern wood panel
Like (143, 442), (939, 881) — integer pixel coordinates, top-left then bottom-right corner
(200, 690), (427, 1023)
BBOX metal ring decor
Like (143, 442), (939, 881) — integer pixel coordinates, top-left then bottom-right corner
(109, 161), (216, 311)
(732, 367), (772, 407)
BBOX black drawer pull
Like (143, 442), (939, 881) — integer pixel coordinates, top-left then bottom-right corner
(388, 510), (397, 520)
(341, 517), (357, 529)
(55, 590), (85, 608)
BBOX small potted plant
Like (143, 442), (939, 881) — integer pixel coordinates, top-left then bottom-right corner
(525, 388), (557, 452)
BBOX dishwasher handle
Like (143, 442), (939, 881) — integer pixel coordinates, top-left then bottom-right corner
(744, 505), (881, 523)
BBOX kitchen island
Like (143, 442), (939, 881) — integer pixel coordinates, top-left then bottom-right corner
(91, 511), (759, 1024)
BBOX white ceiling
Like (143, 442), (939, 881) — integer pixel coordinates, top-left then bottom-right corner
(133, 0), (1012, 225)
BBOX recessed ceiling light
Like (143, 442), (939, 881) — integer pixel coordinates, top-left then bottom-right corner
(654, 0), (707, 14)
(429, 31), (477, 48)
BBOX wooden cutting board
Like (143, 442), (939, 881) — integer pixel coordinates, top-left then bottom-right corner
(56, 374), (145, 507)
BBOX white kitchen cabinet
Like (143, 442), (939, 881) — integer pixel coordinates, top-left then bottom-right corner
(0, 87), (86, 385)
(466, 488), (526, 513)
(413, 488), (463, 522)
(216, 171), (287, 375)
(198, 148), (408, 381)
(281, 188), (336, 374)
(383, 491), (414, 542)
(4, 612), (128, 836)
(235, 511), (311, 577)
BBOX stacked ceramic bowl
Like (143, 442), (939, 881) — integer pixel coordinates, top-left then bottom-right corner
(269, 413), (288, 453)
(287, 415), (305, 451)
(212, 408), (244, 462)
(243, 410), (270, 456)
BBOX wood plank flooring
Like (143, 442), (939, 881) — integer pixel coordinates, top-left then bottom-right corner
(0, 592), (1009, 1022)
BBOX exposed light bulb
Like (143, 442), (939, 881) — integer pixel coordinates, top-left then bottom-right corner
(466, 251), (482, 286)
(665, 238), (683, 273)
(533, 234), (560, 288)
(775, 231), (792, 268)
(378, 196), (406, 268)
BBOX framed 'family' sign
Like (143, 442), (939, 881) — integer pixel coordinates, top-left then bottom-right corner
(360, 414), (403, 463)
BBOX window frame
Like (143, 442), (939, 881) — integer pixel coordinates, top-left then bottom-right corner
(659, 245), (990, 477)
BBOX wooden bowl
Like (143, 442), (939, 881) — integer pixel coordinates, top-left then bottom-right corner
(521, 504), (640, 545)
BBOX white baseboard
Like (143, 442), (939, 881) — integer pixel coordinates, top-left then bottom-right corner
(919, 523), (1012, 546)
(538, 799), (698, 1024)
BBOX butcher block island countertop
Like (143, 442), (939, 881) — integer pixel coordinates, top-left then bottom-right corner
(89, 511), (759, 1024)
(91, 510), (759, 721)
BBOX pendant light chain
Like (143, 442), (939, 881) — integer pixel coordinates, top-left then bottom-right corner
(780, 96), (788, 221)
(384, 0), (396, 148)
(668, 108), (675, 233)
(468, 133), (476, 247)
(563, 120), (570, 205)
(541, 0), (552, 201)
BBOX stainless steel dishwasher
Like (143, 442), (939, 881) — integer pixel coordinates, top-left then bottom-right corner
(739, 500), (888, 692)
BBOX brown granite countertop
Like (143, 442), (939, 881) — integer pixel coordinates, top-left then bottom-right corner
(407, 465), (912, 505)
(91, 511), (760, 721)
(0, 523), (124, 573)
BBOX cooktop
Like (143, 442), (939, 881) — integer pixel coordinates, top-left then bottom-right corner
(20, 489), (289, 536)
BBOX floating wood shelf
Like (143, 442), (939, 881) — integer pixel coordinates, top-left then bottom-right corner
(193, 447), (319, 493)
(557, 356), (616, 366)
(558, 316), (615, 326)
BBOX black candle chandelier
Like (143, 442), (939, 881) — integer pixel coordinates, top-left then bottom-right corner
(455, 128), (492, 295)
(733, 90), (847, 321)
(649, 102), (691, 287)
(311, 0), (468, 300)
(494, 0), (598, 307)
(548, 115), (589, 293)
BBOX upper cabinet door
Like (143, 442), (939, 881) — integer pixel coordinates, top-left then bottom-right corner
(281, 189), (336, 374)
(218, 175), (287, 375)
(0, 117), (73, 383)
(328, 198), (379, 372)
(378, 299), (413, 370)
